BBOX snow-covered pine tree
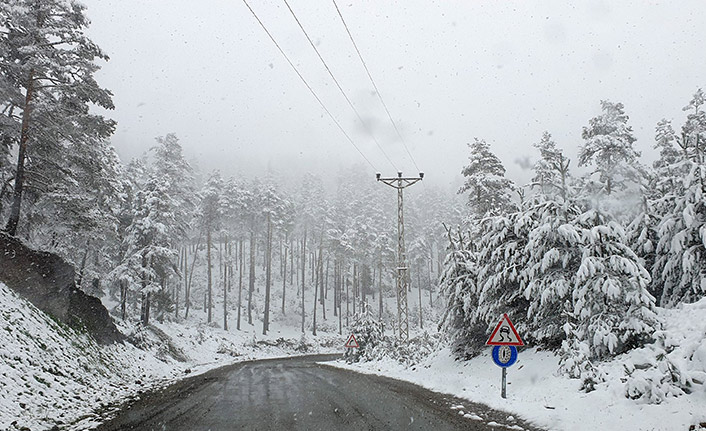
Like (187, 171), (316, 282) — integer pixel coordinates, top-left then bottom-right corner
(0, 0), (115, 236)
(200, 170), (224, 324)
(680, 88), (706, 162)
(654, 90), (706, 306)
(458, 138), (515, 220)
(523, 200), (582, 348)
(578, 101), (641, 197)
(438, 226), (484, 359)
(522, 136), (583, 347)
(344, 301), (384, 363)
(29, 139), (125, 292)
(475, 211), (533, 339)
(257, 181), (291, 335)
(151, 133), (195, 240)
(531, 132), (571, 202)
(625, 191), (660, 301)
(564, 209), (658, 369)
(112, 176), (182, 324)
(654, 162), (706, 306)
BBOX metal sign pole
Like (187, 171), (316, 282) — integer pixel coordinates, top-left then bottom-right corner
(501, 368), (507, 399)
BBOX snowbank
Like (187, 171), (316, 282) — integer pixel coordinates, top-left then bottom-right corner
(331, 301), (706, 431)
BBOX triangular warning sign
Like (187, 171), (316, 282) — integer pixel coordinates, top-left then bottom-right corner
(486, 314), (524, 346)
(345, 334), (359, 348)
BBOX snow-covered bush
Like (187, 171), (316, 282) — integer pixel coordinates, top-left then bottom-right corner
(623, 298), (706, 403)
(344, 302), (385, 363)
(368, 331), (441, 366)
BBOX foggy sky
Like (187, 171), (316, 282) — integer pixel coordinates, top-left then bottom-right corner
(83, 0), (706, 189)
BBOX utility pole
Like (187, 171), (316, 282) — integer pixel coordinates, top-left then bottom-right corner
(377, 171), (424, 341)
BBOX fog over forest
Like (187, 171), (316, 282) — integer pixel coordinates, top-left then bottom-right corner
(82, 0), (706, 187)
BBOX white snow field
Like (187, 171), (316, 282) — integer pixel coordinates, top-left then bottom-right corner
(332, 299), (706, 431)
(0, 282), (341, 431)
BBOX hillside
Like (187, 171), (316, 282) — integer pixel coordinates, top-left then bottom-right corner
(0, 281), (341, 431)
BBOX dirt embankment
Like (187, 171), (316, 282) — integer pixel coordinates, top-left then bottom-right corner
(0, 232), (123, 344)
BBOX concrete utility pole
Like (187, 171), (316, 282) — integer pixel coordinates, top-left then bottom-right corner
(377, 171), (424, 341)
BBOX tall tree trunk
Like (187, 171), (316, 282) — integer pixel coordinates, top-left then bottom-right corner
(263, 213), (272, 335)
(324, 257), (329, 300)
(185, 231), (202, 319)
(237, 238), (243, 330)
(223, 235), (229, 331)
(141, 252), (150, 325)
(312, 248), (319, 336)
(333, 260), (338, 317)
(4, 69), (35, 236)
(248, 229), (255, 325)
(290, 238), (294, 285)
(378, 257), (383, 319)
(282, 239), (287, 314)
(319, 245), (325, 321)
(361, 264), (366, 309)
(352, 263), (357, 316)
(428, 254), (434, 308)
(418, 268), (423, 329)
(207, 228), (213, 323)
(338, 261), (342, 335)
(345, 266), (350, 327)
(301, 230), (307, 333)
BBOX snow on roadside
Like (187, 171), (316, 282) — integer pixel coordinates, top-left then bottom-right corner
(0, 282), (342, 431)
(329, 300), (706, 431)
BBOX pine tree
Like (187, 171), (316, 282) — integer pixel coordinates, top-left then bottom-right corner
(112, 176), (181, 324)
(0, 0), (115, 235)
(531, 132), (571, 203)
(459, 138), (515, 219)
(200, 171), (224, 324)
(654, 163), (706, 305)
(523, 200), (582, 347)
(570, 210), (658, 360)
(438, 227), (484, 359)
(653, 90), (706, 306)
(578, 101), (640, 196)
(475, 212), (533, 337)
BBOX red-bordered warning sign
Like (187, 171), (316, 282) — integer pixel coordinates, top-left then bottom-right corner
(345, 334), (359, 348)
(486, 314), (524, 346)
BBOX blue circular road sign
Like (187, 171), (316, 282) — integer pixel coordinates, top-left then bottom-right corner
(492, 345), (518, 368)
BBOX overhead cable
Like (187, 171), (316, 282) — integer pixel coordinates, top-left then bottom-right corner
(240, 0), (378, 172)
(283, 0), (398, 172)
(331, 0), (422, 173)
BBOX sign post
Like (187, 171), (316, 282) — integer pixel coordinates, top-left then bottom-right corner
(486, 314), (523, 399)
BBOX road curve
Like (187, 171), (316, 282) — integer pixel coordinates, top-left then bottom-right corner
(94, 354), (541, 431)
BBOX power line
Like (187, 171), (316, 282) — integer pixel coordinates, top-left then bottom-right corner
(239, 0), (378, 173)
(331, 0), (422, 173)
(282, 0), (397, 172)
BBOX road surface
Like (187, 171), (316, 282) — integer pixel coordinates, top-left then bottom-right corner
(95, 354), (541, 431)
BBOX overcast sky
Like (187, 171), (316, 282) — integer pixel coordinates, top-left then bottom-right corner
(83, 0), (706, 189)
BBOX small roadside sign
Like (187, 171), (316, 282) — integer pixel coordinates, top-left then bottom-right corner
(486, 314), (524, 346)
(486, 314), (524, 399)
(345, 334), (359, 348)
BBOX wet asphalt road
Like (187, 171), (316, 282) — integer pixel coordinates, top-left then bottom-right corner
(94, 354), (541, 431)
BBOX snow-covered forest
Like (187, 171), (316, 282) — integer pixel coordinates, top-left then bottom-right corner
(442, 97), (706, 401)
(1, 1), (705, 430)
